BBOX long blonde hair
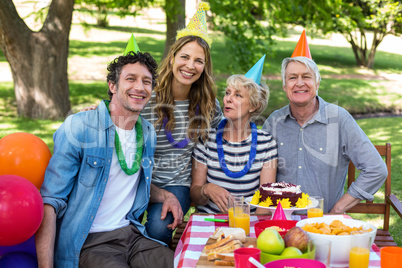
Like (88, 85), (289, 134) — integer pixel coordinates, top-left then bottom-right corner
(153, 35), (216, 142)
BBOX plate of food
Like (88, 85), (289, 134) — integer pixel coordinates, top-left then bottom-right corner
(245, 182), (319, 220)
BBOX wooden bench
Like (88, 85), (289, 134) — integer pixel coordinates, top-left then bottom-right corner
(170, 143), (402, 250)
(346, 143), (402, 248)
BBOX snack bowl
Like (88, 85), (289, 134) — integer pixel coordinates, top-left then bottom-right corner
(260, 245), (315, 264)
(296, 216), (377, 267)
(264, 258), (325, 268)
(254, 220), (298, 238)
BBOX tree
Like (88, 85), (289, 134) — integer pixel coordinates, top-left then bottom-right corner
(208, 0), (285, 72)
(162, 0), (282, 71)
(285, 0), (402, 68)
(163, 0), (186, 58)
(0, 0), (74, 119)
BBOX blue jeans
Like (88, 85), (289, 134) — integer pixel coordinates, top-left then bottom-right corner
(145, 186), (191, 244)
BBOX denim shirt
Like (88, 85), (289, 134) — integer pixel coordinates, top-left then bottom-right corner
(41, 101), (158, 268)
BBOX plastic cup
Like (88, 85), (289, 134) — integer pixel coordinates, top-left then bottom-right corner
(228, 195), (244, 227)
(381, 246), (402, 268)
(308, 196), (324, 218)
(234, 202), (250, 235)
(349, 235), (371, 268)
(311, 238), (331, 267)
(234, 247), (261, 268)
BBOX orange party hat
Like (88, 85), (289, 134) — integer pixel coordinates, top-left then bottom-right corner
(291, 29), (312, 59)
(272, 201), (287, 220)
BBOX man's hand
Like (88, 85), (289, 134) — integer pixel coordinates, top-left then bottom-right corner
(161, 193), (183, 230)
(150, 184), (184, 230)
(329, 193), (361, 214)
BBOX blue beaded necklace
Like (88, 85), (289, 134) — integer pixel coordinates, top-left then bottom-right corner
(216, 118), (258, 178)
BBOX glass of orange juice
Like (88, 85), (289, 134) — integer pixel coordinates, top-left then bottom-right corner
(234, 202), (250, 235)
(349, 235), (371, 268)
(228, 195), (244, 227)
(307, 196), (324, 218)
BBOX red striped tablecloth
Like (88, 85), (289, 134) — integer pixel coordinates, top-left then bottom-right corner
(173, 214), (381, 268)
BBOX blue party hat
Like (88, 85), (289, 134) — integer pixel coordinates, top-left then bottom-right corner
(123, 34), (140, 56)
(245, 55), (265, 85)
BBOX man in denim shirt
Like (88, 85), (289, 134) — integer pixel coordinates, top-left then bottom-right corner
(263, 56), (387, 214)
(36, 52), (174, 267)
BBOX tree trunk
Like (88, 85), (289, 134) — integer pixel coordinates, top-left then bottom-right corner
(367, 30), (385, 69)
(163, 0), (186, 59)
(346, 33), (364, 67)
(0, 0), (74, 119)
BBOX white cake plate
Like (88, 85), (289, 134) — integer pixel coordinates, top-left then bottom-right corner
(245, 196), (319, 220)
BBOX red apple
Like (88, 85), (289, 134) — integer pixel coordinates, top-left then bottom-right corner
(283, 226), (310, 252)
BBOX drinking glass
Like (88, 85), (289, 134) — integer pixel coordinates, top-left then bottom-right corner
(234, 202), (250, 235)
(307, 196), (324, 218)
(349, 235), (371, 268)
(311, 238), (331, 268)
(228, 195), (244, 227)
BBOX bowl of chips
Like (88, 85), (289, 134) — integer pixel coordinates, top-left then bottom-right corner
(296, 216), (377, 267)
(255, 220), (298, 238)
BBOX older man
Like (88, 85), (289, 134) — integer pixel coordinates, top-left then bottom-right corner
(263, 52), (387, 213)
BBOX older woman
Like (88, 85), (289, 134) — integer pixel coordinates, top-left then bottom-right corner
(190, 72), (278, 214)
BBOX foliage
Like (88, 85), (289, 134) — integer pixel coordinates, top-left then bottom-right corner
(75, 0), (154, 27)
(209, 0), (283, 72)
(283, 0), (402, 68)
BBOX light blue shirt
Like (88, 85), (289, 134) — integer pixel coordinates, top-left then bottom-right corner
(41, 100), (158, 268)
(263, 96), (387, 212)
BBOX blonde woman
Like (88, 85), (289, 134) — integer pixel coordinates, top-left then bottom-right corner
(191, 59), (278, 215)
(142, 34), (221, 244)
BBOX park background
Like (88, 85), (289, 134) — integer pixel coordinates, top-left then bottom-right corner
(0, 0), (401, 247)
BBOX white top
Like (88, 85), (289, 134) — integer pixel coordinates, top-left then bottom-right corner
(89, 126), (140, 233)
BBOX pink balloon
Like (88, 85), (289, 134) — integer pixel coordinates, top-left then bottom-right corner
(0, 175), (44, 246)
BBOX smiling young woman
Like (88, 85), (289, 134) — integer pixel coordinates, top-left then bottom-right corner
(139, 3), (223, 245)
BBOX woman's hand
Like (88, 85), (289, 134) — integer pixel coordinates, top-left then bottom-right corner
(80, 104), (98, 112)
(203, 183), (230, 213)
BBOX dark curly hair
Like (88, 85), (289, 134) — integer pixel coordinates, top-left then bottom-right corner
(106, 51), (158, 99)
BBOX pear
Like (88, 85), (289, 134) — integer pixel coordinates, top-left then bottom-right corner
(283, 226), (310, 252)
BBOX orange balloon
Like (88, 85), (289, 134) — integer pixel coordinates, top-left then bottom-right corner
(0, 132), (52, 190)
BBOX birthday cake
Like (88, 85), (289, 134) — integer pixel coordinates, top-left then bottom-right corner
(250, 182), (309, 208)
(260, 182), (302, 206)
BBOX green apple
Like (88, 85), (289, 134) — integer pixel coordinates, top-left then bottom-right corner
(280, 246), (303, 257)
(257, 228), (285, 255)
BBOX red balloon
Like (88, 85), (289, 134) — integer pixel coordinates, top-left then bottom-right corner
(0, 132), (51, 189)
(0, 175), (44, 246)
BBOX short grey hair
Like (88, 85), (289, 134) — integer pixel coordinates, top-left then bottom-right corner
(226, 74), (269, 120)
(281, 57), (321, 86)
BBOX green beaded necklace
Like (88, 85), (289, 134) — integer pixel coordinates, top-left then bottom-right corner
(106, 101), (143, 175)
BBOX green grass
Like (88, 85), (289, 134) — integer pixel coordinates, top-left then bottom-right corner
(347, 117), (402, 247)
